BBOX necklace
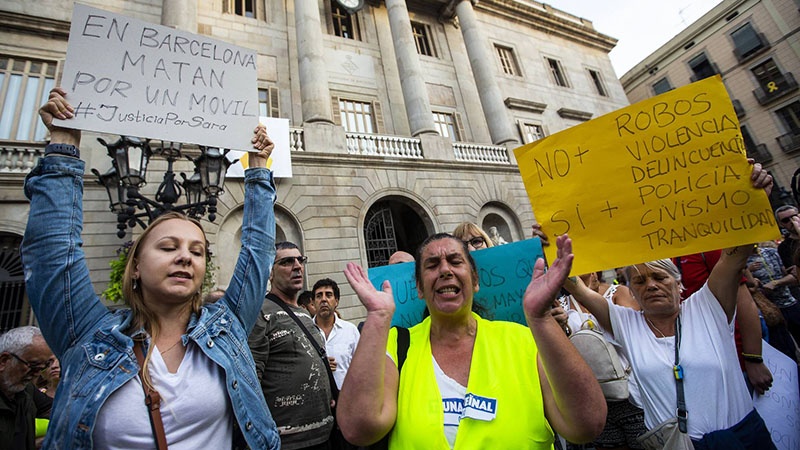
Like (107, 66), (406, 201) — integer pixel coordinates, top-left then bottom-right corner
(159, 339), (184, 355)
(645, 316), (669, 338)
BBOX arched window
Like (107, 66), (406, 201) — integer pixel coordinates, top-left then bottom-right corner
(0, 233), (29, 333)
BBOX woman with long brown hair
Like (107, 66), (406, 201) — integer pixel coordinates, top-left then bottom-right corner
(22, 88), (280, 449)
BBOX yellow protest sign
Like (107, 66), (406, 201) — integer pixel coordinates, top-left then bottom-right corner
(515, 76), (780, 276)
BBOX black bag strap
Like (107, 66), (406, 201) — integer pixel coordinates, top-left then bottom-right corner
(267, 293), (340, 398)
(368, 326), (409, 450)
(674, 315), (688, 433)
(395, 326), (409, 373)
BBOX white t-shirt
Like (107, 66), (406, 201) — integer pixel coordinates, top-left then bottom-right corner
(608, 284), (753, 439)
(93, 341), (233, 449)
(433, 356), (466, 449)
(317, 316), (361, 389)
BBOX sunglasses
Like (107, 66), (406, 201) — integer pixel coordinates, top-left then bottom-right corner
(275, 255), (308, 266)
(780, 214), (798, 224)
(7, 353), (53, 373)
(463, 237), (486, 248)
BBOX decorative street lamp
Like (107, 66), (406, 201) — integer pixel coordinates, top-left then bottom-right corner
(93, 136), (233, 238)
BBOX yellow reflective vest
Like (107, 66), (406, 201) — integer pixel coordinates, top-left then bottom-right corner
(386, 314), (554, 449)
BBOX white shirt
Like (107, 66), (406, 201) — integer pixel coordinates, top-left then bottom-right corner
(316, 315), (361, 389)
(93, 342), (233, 449)
(609, 284), (753, 439)
(434, 356), (466, 449)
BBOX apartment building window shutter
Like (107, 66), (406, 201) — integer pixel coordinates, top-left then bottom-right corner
(269, 86), (280, 117)
(372, 101), (384, 134)
(453, 112), (466, 142)
(331, 96), (342, 126)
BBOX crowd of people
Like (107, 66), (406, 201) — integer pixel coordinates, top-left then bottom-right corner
(0, 87), (797, 450)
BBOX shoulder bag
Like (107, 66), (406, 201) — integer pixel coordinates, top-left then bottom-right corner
(636, 316), (693, 450)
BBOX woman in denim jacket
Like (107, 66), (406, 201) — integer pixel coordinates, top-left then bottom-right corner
(21, 88), (281, 449)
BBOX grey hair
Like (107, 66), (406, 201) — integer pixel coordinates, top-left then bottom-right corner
(624, 259), (683, 286)
(0, 326), (43, 355)
(774, 205), (798, 222)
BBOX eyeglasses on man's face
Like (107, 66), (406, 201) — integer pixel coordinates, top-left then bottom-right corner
(7, 353), (53, 373)
(275, 255), (308, 267)
(463, 237), (486, 249)
(780, 214), (798, 224)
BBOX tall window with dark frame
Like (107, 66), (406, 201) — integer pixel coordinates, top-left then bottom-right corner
(688, 53), (717, 81)
(752, 59), (783, 88)
(587, 69), (608, 96)
(411, 22), (435, 57)
(331, 2), (360, 40)
(0, 56), (56, 142)
(777, 102), (800, 134)
(652, 77), (673, 95)
(495, 45), (521, 76)
(731, 23), (766, 61)
(223, 0), (255, 18)
(776, 101), (800, 153)
(546, 57), (569, 87)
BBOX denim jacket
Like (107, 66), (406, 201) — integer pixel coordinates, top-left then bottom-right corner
(21, 153), (280, 449)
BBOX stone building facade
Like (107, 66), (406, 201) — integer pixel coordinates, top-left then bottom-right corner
(621, 0), (800, 206)
(0, 0), (628, 326)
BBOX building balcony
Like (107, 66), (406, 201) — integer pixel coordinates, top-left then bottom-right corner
(777, 131), (800, 154)
(746, 143), (772, 164)
(1, 128), (513, 175)
(0, 141), (44, 173)
(753, 72), (799, 106)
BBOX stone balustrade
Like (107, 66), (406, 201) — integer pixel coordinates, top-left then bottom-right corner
(453, 142), (511, 164)
(346, 133), (423, 159)
(0, 143), (43, 173)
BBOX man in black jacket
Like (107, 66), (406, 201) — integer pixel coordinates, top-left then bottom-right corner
(0, 326), (53, 450)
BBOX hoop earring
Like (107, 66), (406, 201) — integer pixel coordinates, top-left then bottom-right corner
(133, 278), (139, 290)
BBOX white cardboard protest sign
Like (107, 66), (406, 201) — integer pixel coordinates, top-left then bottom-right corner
(753, 341), (800, 450)
(226, 117), (293, 178)
(55, 4), (259, 150)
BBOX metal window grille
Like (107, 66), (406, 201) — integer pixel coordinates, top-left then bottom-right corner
(365, 206), (397, 268)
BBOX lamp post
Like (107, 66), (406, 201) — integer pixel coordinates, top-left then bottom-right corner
(93, 136), (233, 238)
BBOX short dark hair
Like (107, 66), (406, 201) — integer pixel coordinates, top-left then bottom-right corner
(297, 290), (314, 307)
(275, 241), (299, 251)
(312, 278), (340, 300)
(414, 233), (478, 287)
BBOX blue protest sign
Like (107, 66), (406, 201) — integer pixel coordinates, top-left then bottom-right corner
(368, 238), (545, 327)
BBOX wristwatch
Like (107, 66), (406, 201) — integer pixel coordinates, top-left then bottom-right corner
(44, 143), (80, 158)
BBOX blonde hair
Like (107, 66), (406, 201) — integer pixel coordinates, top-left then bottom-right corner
(122, 211), (208, 390)
(452, 222), (494, 248)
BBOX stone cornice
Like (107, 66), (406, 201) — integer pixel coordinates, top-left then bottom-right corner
(505, 97), (547, 114)
(472, 0), (618, 52)
(557, 107), (593, 121)
(0, 11), (70, 39)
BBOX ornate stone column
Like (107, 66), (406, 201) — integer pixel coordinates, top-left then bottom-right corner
(161, 0), (196, 32)
(454, 0), (517, 145)
(295, 0), (334, 124)
(385, 0), (437, 136)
